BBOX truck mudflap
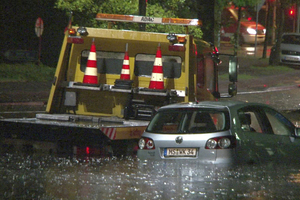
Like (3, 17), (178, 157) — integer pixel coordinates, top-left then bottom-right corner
(0, 113), (149, 140)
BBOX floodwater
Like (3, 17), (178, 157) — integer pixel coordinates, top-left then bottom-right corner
(1, 153), (300, 199)
(2, 91), (300, 199)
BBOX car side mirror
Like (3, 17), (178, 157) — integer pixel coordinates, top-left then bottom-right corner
(295, 127), (300, 137)
(229, 55), (238, 83)
(228, 83), (237, 96)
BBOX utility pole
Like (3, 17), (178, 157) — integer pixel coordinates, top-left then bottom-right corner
(297, 3), (300, 33)
(139, 0), (146, 31)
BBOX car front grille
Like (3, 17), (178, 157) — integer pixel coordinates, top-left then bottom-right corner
(282, 50), (300, 55)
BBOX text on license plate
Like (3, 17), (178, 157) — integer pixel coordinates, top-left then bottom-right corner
(164, 148), (197, 157)
(284, 56), (300, 61)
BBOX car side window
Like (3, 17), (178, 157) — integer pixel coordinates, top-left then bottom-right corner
(264, 109), (294, 136)
(238, 111), (262, 133)
(239, 106), (295, 135)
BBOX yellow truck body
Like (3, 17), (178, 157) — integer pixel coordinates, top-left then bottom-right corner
(0, 14), (237, 156)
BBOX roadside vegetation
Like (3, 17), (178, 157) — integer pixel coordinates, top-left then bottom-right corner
(1, 60), (296, 83)
(0, 63), (55, 82)
(219, 63), (297, 81)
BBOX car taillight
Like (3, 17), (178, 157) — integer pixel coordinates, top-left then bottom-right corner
(205, 136), (236, 149)
(138, 137), (155, 150)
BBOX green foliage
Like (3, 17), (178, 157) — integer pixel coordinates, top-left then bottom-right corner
(55, 0), (202, 38)
(0, 63), (55, 82)
(231, 0), (261, 7)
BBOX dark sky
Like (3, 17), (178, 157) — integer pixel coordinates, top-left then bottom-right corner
(1, 0), (67, 67)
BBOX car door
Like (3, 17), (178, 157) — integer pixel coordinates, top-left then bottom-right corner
(263, 107), (300, 162)
(237, 106), (284, 163)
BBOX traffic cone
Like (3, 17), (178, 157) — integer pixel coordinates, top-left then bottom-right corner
(83, 39), (98, 84)
(120, 43), (130, 80)
(149, 43), (164, 89)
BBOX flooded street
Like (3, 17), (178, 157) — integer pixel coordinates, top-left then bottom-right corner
(2, 44), (300, 199)
(1, 153), (300, 199)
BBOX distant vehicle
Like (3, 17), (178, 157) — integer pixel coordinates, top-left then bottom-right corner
(137, 101), (300, 165)
(269, 33), (300, 66)
(221, 6), (266, 45)
(3, 50), (38, 63)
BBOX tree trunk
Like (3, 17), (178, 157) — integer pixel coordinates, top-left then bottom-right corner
(234, 7), (242, 55)
(214, 0), (222, 48)
(262, 1), (273, 58)
(273, 5), (285, 65)
(139, 0), (146, 31)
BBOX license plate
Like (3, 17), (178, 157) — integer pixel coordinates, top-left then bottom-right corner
(164, 148), (197, 157)
(284, 56), (300, 61)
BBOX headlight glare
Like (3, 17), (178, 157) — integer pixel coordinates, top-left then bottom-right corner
(247, 28), (256, 35)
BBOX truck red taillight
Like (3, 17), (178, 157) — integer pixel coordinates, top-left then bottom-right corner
(138, 137), (155, 150)
(205, 136), (236, 149)
(67, 36), (84, 44)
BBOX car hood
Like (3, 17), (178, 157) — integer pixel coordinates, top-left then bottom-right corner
(240, 21), (265, 30)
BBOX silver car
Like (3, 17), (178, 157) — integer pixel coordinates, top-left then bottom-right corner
(137, 101), (300, 165)
(270, 33), (300, 65)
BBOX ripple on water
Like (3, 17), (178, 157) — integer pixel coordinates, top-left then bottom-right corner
(0, 154), (300, 199)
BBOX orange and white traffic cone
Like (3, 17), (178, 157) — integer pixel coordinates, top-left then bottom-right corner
(149, 43), (164, 89)
(83, 39), (98, 84)
(120, 43), (130, 80)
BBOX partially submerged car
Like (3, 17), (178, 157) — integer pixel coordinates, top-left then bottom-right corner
(269, 33), (300, 66)
(137, 101), (300, 165)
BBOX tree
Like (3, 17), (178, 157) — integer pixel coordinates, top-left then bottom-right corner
(55, 0), (202, 38)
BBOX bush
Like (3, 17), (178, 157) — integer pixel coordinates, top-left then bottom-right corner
(0, 63), (55, 82)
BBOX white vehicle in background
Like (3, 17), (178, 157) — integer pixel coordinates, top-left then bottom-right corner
(269, 33), (300, 66)
(221, 6), (266, 45)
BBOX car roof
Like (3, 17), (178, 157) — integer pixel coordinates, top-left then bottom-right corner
(157, 100), (272, 111)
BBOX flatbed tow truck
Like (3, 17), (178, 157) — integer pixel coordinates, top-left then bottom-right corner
(0, 13), (238, 156)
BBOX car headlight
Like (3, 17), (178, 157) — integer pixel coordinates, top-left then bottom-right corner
(263, 29), (266, 34)
(247, 28), (256, 35)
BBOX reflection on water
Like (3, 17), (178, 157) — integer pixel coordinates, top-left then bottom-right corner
(1, 154), (300, 199)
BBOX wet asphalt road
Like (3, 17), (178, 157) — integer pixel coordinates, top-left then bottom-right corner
(219, 43), (300, 113)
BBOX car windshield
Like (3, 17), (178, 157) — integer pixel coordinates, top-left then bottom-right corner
(282, 34), (300, 45)
(146, 108), (230, 134)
